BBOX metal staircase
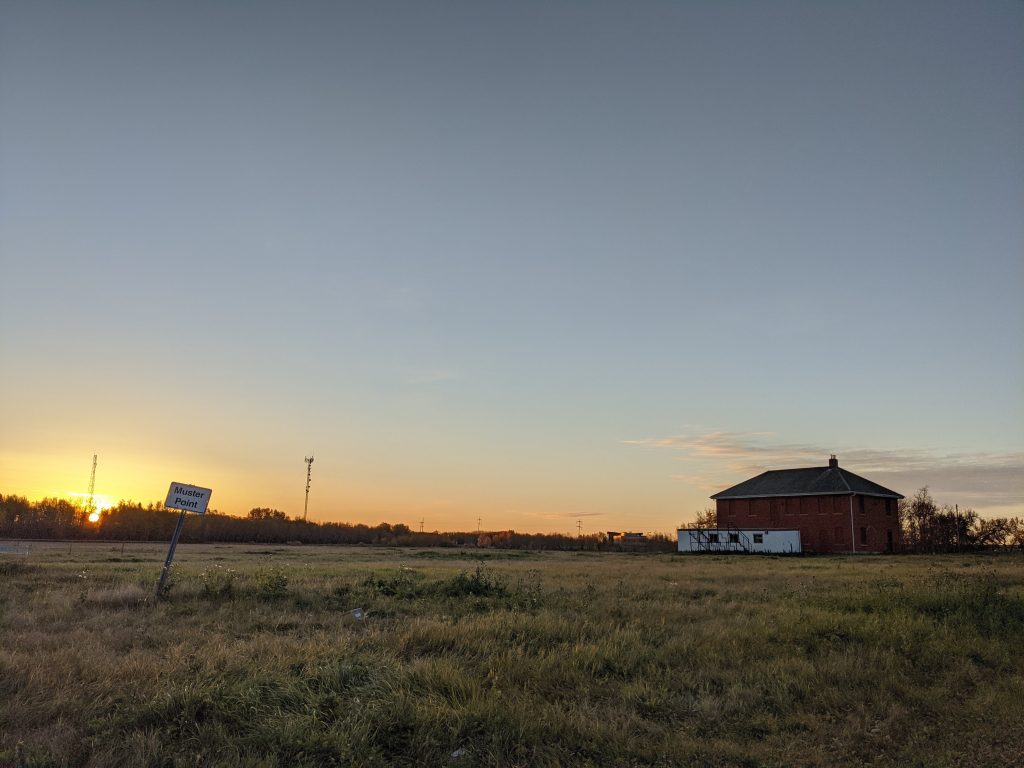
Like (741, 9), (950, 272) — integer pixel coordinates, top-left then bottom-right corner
(688, 524), (753, 553)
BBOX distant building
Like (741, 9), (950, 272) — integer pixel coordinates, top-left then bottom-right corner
(711, 455), (903, 553)
(607, 531), (647, 543)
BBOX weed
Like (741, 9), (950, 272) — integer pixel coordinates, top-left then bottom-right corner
(362, 566), (424, 599)
(510, 570), (544, 610)
(200, 564), (236, 600)
(441, 562), (506, 598)
(254, 567), (289, 600)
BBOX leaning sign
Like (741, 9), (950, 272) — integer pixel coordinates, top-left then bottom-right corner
(164, 482), (212, 515)
(157, 481), (213, 597)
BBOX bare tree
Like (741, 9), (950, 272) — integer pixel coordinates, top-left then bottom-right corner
(693, 507), (717, 528)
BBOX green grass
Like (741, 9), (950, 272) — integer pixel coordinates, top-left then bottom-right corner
(1, 543), (1022, 767)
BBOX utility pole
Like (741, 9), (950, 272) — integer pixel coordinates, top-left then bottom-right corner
(576, 520), (582, 537)
(420, 518), (424, 533)
(85, 454), (97, 523)
(477, 517), (482, 535)
(303, 455), (314, 521)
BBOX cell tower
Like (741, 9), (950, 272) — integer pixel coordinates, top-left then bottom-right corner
(85, 454), (97, 522)
(303, 454), (314, 521)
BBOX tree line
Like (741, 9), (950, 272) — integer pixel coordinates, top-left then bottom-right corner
(898, 487), (1023, 553)
(0, 495), (675, 552)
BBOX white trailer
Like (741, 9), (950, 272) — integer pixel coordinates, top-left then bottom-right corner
(677, 528), (802, 554)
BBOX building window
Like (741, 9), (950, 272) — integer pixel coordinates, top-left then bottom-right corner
(858, 496), (865, 514)
(708, 533), (719, 543)
(753, 533), (764, 544)
(860, 526), (868, 545)
(729, 533), (739, 543)
(886, 529), (894, 552)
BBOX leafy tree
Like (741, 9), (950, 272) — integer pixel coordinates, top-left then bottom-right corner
(0, 494), (31, 535)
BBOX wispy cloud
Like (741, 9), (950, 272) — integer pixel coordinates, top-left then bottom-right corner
(625, 430), (1024, 511)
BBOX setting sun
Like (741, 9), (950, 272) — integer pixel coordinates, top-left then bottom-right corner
(66, 492), (115, 520)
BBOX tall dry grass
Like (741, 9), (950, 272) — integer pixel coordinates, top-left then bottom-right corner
(0, 545), (1022, 766)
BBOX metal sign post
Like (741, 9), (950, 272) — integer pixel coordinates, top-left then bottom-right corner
(156, 481), (212, 598)
(157, 509), (187, 597)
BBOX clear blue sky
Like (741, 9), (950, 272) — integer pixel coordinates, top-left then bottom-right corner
(2, 1), (1021, 531)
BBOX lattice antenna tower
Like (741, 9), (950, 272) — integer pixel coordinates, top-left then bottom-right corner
(85, 454), (97, 522)
(303, 454), (314, 521)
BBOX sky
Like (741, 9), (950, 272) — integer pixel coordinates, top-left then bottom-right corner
(1, 1), (1022, 534)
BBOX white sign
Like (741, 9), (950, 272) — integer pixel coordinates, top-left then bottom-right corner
(164, 482), (213, 515)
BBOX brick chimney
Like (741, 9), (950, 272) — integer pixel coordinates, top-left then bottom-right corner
(828, 454), (838, 468)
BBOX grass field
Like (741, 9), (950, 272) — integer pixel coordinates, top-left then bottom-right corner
(1, 543), (1022, 767)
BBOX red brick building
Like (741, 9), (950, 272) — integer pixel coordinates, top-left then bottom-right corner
(711, 456), (903, 553)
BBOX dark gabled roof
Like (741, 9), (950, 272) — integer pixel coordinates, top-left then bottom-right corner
(711, 466), (903, 500)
